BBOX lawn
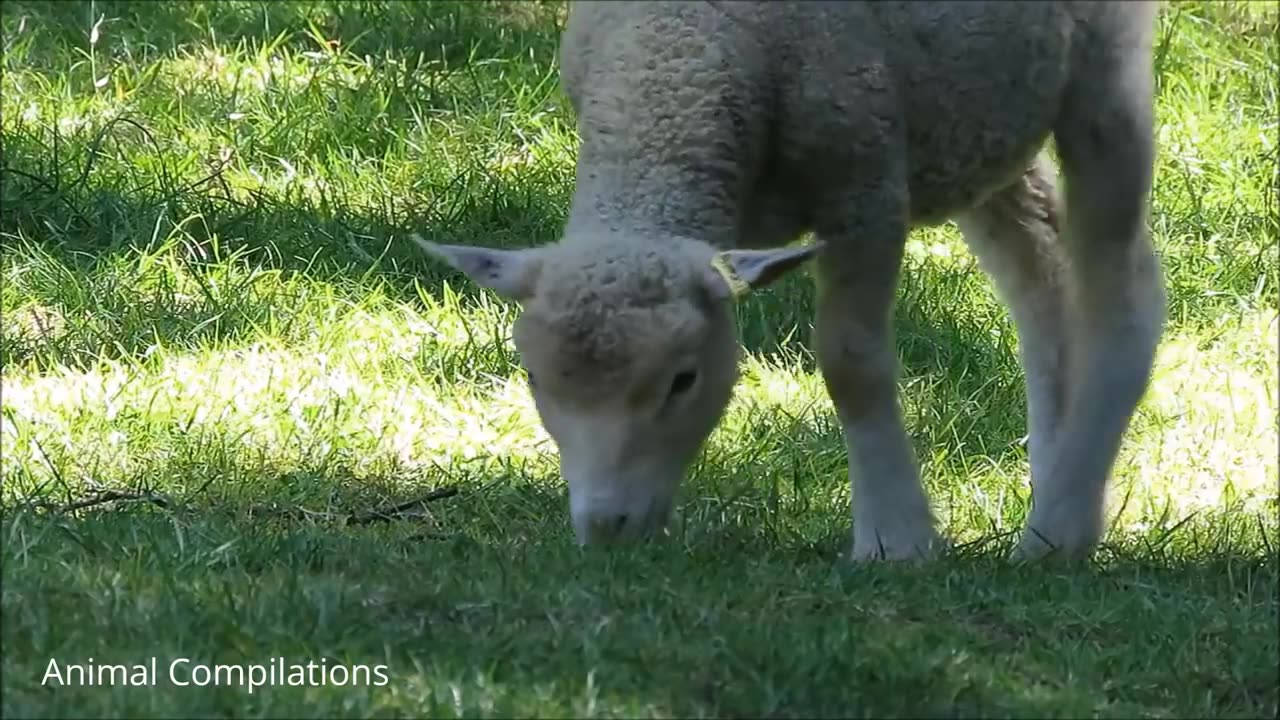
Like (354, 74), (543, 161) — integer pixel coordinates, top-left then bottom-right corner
(1, 1), (1276, 717)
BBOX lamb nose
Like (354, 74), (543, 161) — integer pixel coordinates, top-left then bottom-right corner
(587, 514), (629, 541)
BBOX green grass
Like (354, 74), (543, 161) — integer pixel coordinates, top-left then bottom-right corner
(1, 1), (1277, 717)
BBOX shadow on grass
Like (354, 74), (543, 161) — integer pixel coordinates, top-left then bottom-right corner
(0, 120), (570, 282)
(0, 122), (570, 360)
(3, 0), (568, 74)
(2, 0), (579, 367)
(4, 460), (1275, 717)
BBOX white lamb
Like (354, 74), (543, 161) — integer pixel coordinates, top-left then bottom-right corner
(419, 0), (1166, 561)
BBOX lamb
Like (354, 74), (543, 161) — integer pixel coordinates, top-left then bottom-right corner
(419, 0), (1166, 561)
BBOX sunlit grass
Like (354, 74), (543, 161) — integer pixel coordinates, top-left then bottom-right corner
(1, 1), (1276, 717)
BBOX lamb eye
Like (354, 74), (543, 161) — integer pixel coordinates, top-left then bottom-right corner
(669, 370), (698, 397)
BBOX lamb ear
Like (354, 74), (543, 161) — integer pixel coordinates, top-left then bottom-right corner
(703, 241), (825, 301)
(412, 234), (543, 301)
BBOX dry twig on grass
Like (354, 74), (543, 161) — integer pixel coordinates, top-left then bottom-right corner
(244, 487), (460, 526)
(47, 489), (173, 514)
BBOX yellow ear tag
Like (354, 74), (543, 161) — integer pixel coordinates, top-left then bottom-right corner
(710, 253), (751, 299)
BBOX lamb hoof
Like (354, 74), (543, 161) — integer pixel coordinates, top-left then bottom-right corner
(850, 525), (945, 563)
(1012, 517), (1101, 563)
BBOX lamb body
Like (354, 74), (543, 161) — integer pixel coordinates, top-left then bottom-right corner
(424, 0), (1166, 560)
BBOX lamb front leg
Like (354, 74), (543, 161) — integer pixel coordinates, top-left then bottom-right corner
(812, 187), (942, 562)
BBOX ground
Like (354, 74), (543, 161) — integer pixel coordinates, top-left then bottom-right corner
(1, 1), (1276, 717)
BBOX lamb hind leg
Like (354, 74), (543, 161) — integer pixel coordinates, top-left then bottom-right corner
(1017, 36), (1165, 559)
(813, 186), (942, 562)
(955, 155), (1071, 514)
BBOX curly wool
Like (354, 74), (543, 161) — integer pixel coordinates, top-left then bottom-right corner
(519, 237), (716, 385)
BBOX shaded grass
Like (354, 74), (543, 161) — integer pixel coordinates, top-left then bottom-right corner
(4, 504), (1274, 718)
(2, 1), (1277, 718)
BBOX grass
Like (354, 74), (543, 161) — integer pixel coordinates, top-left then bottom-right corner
(1, 0), (1276, 717)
